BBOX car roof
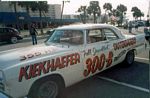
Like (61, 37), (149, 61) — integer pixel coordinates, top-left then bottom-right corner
(56, 23), (114, 30)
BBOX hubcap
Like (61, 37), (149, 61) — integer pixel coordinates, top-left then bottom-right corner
(127, 51), (134, 64)
(38, 81), (58, 98)
(11, 37), (17, 44)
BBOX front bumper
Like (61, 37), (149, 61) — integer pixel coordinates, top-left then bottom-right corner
(16, 36), (23, 40)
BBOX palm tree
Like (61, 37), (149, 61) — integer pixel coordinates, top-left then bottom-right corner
(131, 7), (139, 20)
(116, 4), (127, 26)
(103, 3), (112, 14)
(30, 1), (49, 34)
(131, 7), (144, 20)
(77, 6), (87, 24)
(87, 1), (101, 23)
(140, 12), (144, 20)
(103, 3), (112, 23)
(18, 2), (32, 14)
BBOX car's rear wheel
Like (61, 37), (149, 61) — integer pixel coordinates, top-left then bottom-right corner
(123, 50), (135, 67)
(10, 37), (18, 44)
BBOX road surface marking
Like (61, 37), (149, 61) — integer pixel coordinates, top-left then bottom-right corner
(135, 57), (149, 61)
(98, 76), (149, 93)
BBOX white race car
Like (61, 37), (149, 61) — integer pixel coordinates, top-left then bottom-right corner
(0, 24), (145, 98)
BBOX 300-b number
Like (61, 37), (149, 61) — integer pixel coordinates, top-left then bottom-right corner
(83, 51), (113, 77)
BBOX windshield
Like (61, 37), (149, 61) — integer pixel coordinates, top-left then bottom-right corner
(46, 30), (84, 45)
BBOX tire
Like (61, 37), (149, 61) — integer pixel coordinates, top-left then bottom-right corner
(10, 37), (18, 44)
(38, 81), (58, 98)
(123, 50), (135, 67)
(28, 77), (65, 98)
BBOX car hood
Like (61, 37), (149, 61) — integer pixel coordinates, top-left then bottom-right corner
(0, 44), (69, 69)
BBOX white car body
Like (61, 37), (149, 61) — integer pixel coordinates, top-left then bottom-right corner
(0, 24), (145, 98)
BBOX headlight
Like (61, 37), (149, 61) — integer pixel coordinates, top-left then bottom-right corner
(0, 71), (4, 91)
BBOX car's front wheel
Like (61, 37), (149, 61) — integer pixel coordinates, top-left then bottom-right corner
(28, 76), (65, 98)
(37, 81), (58, 98)
(10, 37), (18, 44)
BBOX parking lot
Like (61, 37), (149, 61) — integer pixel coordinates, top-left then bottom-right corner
(60, 57), (149, 98)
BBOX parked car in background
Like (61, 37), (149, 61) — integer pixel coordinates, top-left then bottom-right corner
(131, 21), (138, 27)
(144, 20), (150, 43)
(130, 20), (145, 28)
(137, 21), (145, 27)
(144, 27), (150, 41)
(123, 22), (128, 29)
(0, 27), (23, 44)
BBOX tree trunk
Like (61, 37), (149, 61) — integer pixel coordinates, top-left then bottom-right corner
(83, 10), (86, 24)
(61, 1), (64, 20)
(39, 10), (43, 34)
(93, 12), (96, 23)
(26, 6), (30, 30)
(13, 2), (19, 28)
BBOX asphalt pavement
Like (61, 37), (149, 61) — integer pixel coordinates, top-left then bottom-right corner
(60, 60), (149, 98)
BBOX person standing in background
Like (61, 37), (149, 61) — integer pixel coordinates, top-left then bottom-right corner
(29, 24), (38, 45)
(135, 22), (138, 31)
(128, 21), (132, 33)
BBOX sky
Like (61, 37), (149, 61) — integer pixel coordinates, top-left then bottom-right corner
(48, 0), (150, 20)
(1, 0), (149, 20)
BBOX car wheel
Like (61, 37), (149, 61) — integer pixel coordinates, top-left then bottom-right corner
(123, 50), (135, 67)
(28, 77), (65, 98)
(37, 81), (58, 98)
(10, 37), (18, 44)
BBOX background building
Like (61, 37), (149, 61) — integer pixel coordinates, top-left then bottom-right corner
(0, 2), (80, 29)
(0, 2), (62, 29)
(29, 4), (61, 19)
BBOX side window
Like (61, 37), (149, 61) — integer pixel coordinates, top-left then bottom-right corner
(87, 29), (106, 43)
(70, 30), (83, 45)
(102, 28), (119, 40)
(51, 30), (83, 45)
(3, 28), (9, 34)
(8, 29), (14, 33)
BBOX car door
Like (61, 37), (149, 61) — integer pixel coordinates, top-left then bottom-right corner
(3, 28), (11, 41)
(0, 28), (9, 41)
(102, 28), (126, 65)
(83, 28), (114, 78)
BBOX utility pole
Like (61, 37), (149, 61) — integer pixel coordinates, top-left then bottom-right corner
(60, 0), (70, 25)
(61, 1), (64, 20)
(147, 0), (150, 20)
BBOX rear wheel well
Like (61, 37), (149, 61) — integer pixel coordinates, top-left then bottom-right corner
(28, 74), (65, 98)
(132, 49), (137, 55)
